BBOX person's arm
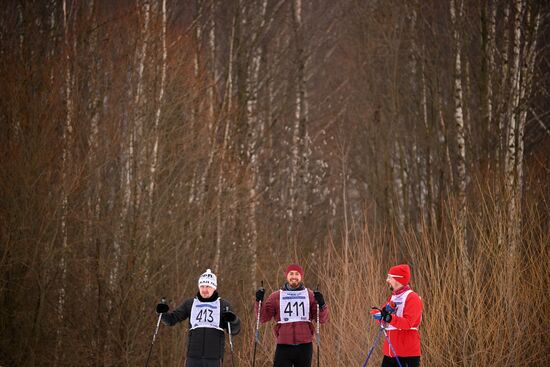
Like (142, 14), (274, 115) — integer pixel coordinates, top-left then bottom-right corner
(220, 300), (241, 335)
(388, 293), (422, 330)
(258, 291), (278, 323)
(161, 298), (192, 326)
(310, 290), (329, 323)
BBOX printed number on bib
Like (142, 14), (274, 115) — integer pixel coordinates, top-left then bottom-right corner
(195, 308), (214, 323)
(284, 301), (306, 318)
(190, 298), (222, 330)
(279, 289), (310, 323)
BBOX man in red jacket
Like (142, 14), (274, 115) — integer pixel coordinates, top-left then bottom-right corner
(255, 264), (329, 367)
(371, 264), (422, 367)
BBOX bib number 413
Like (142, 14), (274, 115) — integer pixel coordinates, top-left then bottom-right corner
(196, 309), (214, 323)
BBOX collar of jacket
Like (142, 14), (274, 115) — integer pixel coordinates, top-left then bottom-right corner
(282, 282), (305, 291)
(392, 284), (411, 296)
(196, 290), (219, 302)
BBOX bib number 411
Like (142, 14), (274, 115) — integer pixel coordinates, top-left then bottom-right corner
(284, 301), (306, 317)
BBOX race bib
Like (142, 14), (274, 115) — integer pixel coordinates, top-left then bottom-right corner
(190, 298), (222, 330)
(279, 289), (310, 323)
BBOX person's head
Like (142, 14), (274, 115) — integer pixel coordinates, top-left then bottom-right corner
(386, 264), (410, 292)
(198, 269), (217, 298)
(285, 264), (304, 288)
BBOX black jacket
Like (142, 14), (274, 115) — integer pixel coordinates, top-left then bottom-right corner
(161, 291), (241, 359)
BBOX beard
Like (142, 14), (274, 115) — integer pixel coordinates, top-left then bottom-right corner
(288, 279), (300, 288)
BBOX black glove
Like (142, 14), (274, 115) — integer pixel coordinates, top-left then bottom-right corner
(156, 300), (169, 314)
(379, 308), (392, 323)
(221, 310), (237, 323)
(255, 287), (265, 302)
(313, 290), (325, 308)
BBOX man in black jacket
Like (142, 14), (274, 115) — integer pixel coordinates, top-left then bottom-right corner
(158, 269), (240, 367)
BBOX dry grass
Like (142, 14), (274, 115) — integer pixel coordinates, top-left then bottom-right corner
(232, 190), (550, 367)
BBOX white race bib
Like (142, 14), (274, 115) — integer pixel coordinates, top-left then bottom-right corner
(190, 298), (222, 330)
(385, 290), (419, 331)
(279, 289), (310, 323)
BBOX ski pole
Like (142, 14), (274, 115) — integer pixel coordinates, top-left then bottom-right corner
(145, 297), (167, 367)
(361, 327), (383, 367)
(377, 320), (402, 367)
(252, 281), (263, 367)
(226, 306), (235, 367)
(315, 286), (321, 367)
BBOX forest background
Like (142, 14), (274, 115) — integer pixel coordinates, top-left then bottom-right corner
(1, 0), (549, 366)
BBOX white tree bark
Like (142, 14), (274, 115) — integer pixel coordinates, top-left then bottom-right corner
(504, 0), (523, 255)
(245, 0), (268, 286)
(517, 7), (540, 217)
(288, 0), (309, 236)
(146, 0), (167, 253)
(450, 0), (470, 282)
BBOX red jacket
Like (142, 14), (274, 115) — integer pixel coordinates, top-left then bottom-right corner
(256, 285), (329, 345)
(381, 286), (422, 357)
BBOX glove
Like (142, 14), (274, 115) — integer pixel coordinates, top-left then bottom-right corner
(221, 310), (237, 323)
(255, 287), (265, 302)
(380, 308), (392, 322)
(384, 301), (396, 314)
(313, 290), (325, 308)
(370, 308), (392, 323)
(156, 301), (169, 314)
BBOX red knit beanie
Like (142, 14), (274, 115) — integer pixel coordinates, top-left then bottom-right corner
(285, 264), (304, 278)
(388, 264), (410, 285)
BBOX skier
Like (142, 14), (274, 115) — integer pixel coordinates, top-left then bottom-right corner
(255, 264), (329, 367)
(371, 264), (422, 367)
(157, 269), (240, 367)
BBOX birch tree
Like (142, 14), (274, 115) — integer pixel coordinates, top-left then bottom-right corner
(450, 0), (470, 283)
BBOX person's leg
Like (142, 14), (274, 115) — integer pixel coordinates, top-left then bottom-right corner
(204, 358), (223, 367)
(185, 357), (202, 367)
(292, 343), (313, 367)
(273, 344), (293, 367)
(400, 356), (420, 367)
(185, 358), (222, 367)
(381, 356), (397, 367)
(381, 356), (421, 367)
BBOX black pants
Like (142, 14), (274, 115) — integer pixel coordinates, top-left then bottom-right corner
(273, 343), (313, 367)
(186, 357), (222, 367)
(381, 355), (420, 367)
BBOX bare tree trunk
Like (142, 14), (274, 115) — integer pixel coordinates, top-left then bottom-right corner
(517, 6), (540, 224)
(214, 4), (238, 270)
(245, 0), (268, 287)
(288, 0), (308, 236)
(188, 0), (205, 205)
(481, 0), (496, 168)
(146, 0), (167, 267)
(450, 0), (470, 286)
(56, 1), (74, 364)
(420, 46), (437, 228)
(498, 4), (510, 172)
(504, 0), (523, 256)
(132, 0), (150, 206)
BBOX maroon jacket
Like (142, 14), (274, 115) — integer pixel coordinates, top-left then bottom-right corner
(256, 284), (329, 345)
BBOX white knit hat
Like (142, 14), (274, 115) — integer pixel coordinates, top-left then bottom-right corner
(198, 269), (217, 290)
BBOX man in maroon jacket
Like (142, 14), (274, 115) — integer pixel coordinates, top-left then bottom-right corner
(255, 264), (329, 367)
